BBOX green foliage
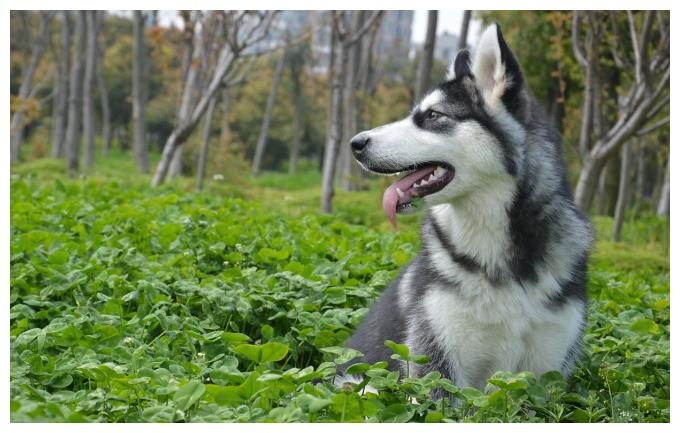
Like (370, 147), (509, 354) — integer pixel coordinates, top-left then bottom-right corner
(10, 167), (669, 422)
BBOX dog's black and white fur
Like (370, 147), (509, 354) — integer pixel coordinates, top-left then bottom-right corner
(341, 24), (592, 392)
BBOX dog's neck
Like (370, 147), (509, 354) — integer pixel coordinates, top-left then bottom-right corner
(429, 179), (517, 274)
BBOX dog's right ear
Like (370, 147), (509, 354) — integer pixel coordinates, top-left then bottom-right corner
(471, 23), (526, 117)
(446, 49), (473, 81)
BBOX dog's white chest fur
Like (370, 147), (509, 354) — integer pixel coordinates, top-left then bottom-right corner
(400, 202), (586, 389)
(417, 281), (583, 389)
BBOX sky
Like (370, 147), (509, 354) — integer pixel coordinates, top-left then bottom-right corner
(411, 10), (482, 45)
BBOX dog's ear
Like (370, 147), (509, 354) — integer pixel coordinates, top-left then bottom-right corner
(471, 23), (525, 116)
(446, 49), (472, 81)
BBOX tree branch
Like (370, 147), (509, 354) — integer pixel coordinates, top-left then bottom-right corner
(348, 10), (384, 45)
(649, 13), (670, 74)
(595, 66), (670, 159)
(333, 10), (348, 38)
(656, 10), (668, 41)
(635, 116), (669, 136)
(572, 12), (588, 67)
(645, 94), (670, 122)
(626, 10), (653, 87)
(607, 11), (632, 69)
(637, 11), (655, 91)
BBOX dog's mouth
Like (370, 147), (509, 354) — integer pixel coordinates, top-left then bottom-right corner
(380, 162), (455, 228)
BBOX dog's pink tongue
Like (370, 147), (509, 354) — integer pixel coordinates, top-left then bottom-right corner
(382, 166), (435, 229)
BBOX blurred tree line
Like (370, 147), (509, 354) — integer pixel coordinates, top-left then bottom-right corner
(9, 10), (669, 240)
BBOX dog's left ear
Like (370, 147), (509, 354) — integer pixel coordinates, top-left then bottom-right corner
(471, 23), (526, 117)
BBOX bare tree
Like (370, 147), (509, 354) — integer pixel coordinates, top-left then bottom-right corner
(657, 157), (670, 216)
(613, 139), (633, 241)
(82, 11), (97, 168)
(633, 140), (646, 205)
(323, 15), (337, 157)
(96, 11), (112, 157)
(64, 11), (86, 172)
(572, 11), (669, 212)
(168, 11), (207, 179)
(288, 37), (307, 174)
(175, 11), (196, 118)
(132, 11), (149, 173)
(320, 10), (383, 213)
(216, 85), (232, 172)
(414, 10), (437, 103)
(593, 60), (623, 216)
(52, 11), (71, 158)
(458, 10), (472, 50)
(220, 86), (231, 145)
(169, 12), (228, 178)
(10, 12), (53, 163)
(196, 92), (218, 191)
(338, 11), (364, 192)
(252, 43), (288, 176)
(339, 11), (383, 192)
(151, 11), (277, 187)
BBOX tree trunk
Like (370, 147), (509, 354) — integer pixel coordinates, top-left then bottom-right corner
(323, 17), (337, 156)
(356, 16), (380, 109)
(458, 10), (471, 50)
(196, 92), (218, 191)
(132, 11), (149, 173)
(657, 157), (670, 216)
(96, 11), (112, 157)
(82, 11), (97, 169)
(577, 36), (596, 162)
(10, 12), (52, 163)
(595, 163), (607, 215)
(634, 140), (646, 207)
(289, 66), (303, 175)
(613, 140), (633, 241)
(414, 10), (437, 103)
(603, 154), (621, 216)
(168, 141), (185, 177)
(574, 157), (604, 213)
(168, 14), (207, 180)
(64, 11), (86, 173)
(216, 85), (231, 172)
(339, 11), (364, 191)
(321, 18), (347, 213)
(220, 86), (230, 145)
(594, 58), (621, 215)
(595, 153), (620, 216)
(52, 11), (71, 158)
(252, 47), (288, 176)
(176, 12), (196, 122)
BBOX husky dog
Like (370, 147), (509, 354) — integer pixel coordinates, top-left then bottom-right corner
(341, 24), (592, 392)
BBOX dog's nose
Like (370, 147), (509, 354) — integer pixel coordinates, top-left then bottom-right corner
(350, 132), (371, 153)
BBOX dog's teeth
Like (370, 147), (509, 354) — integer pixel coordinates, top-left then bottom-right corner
(396, 188), (405, 199)
(428, 174), (436, 181)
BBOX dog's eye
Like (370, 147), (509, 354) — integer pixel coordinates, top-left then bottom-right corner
(427, 110), (442, 120)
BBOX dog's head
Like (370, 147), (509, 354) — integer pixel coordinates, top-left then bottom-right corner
(351, 24), (529, 227)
